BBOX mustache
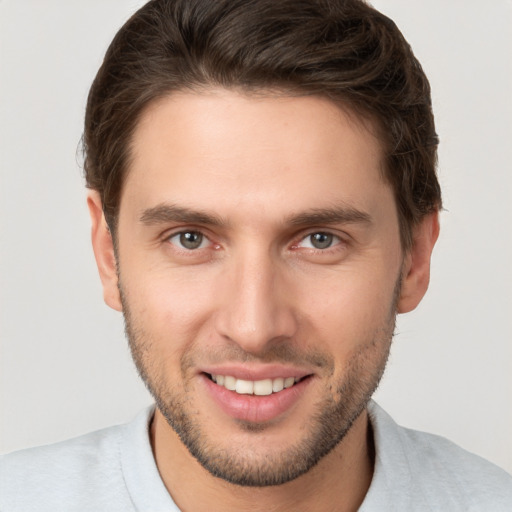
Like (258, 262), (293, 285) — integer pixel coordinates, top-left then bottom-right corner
(182, 342), (334, 372)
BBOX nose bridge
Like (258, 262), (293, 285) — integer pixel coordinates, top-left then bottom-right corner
(215, 243), (296, 353)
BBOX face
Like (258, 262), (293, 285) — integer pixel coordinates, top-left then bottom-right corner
(104, 90), (408, 486)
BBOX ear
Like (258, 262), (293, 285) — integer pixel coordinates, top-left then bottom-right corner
(87, 191), (123, 312)
(397, 212), (440, 314)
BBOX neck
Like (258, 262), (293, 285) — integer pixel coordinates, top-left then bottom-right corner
(151, 409), (374, 512)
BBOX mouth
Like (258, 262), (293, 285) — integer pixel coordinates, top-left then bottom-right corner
(201, 370), (314, 423)
(205, 373), (309, 396)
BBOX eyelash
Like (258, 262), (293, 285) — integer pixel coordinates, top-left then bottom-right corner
(293, 231), (344, 251)
(166, 230), (216, 252)
(164, 229), (346, 255)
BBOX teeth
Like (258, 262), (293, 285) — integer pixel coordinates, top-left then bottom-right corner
(235, 379), (254, 395)
(224, 375), (236, 391)
(211, 374), (300, 395)
(284, 377), (295, 389)
(253, 379), (273, 396)
(272, 378), (284, 393)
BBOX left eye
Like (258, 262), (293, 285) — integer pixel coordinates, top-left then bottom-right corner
(168, 231), (209, 250)
(298, 232), (340, 250)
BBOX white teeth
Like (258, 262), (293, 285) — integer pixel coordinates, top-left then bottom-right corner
(211, 374), (301, 395)
(272, 377), (284, 393)
(224, 375), (236, 391)
(284, 377), (295, 389)
(235, 379), (254, 395)
(253, 379), (273, 396)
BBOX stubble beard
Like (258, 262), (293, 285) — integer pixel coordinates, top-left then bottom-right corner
(119, 280), (398, 487)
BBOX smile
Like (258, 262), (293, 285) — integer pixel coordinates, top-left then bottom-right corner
(209, 374), (302, 396)
(203, 371), (313, 422)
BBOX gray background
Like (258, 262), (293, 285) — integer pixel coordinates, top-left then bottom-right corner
(1, 0), (511, 473)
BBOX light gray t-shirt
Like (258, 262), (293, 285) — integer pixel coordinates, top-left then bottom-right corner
(1, 401), (511, 511)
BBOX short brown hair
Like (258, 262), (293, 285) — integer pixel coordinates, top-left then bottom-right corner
(83, 0), (441, 249)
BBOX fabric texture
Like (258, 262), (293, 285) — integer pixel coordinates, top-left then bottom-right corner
(1, 402), (511, 511)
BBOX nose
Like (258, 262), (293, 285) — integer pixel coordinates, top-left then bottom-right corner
(214, 247), (298, 355)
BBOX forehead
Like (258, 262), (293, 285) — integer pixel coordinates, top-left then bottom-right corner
(122, 89), (392, 223)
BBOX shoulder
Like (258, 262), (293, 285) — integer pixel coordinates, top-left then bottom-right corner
(0, 413), (145, 512)
(397, 422), (512, 507)
(364, 402), (512, 511)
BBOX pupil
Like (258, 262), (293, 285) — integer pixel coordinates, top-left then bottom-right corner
(311, 233), (332, 249)
(180, 232), (202, 249)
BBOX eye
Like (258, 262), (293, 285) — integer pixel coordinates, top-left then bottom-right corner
(168, 231), (209, 250)
(298, 232), (340, 250)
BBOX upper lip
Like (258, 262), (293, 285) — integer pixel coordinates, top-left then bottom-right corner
(200, 364), (313, 381)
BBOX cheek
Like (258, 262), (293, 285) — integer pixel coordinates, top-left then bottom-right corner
(298, 266), (399, 349)
(121, 266), (219, 352)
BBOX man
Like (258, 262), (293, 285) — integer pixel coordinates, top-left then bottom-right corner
(1, 0), (511, 510)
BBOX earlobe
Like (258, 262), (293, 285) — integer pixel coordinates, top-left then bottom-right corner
(397, 212), (440, 314)
(87, 191), (123, 312)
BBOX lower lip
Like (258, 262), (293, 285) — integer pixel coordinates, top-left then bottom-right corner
(201, 374), (312, 423)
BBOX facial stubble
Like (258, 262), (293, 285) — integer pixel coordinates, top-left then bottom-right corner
(119, 277), (399, 487)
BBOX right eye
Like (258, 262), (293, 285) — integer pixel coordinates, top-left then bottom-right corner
(299, 232), (337, 250)
(167, 231), (209, 250)
(296, 232), (342, 250)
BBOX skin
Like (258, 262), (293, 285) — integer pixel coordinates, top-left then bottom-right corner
(88, 89), (439, 511)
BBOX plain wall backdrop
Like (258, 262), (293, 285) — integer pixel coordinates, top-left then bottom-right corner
(1, 0), (511, 474)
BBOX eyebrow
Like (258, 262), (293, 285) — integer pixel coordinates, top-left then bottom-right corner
(286, 206), (372, 227)
(140, 202), (372, 229)
(140, 203), (227, 227)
